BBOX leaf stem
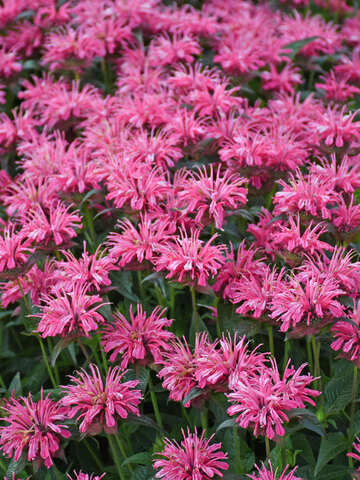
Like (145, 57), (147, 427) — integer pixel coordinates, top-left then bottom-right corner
(267, 325), (274, 357)
(265, 436), (271, 464)
(38, 336), (57, 389)
(83, 437), (104, 471)
(148, 373), (164, 430)
(78, 338), (92, 365)
(350, 364), (358, 439)
(108, 434), (126, 480)
(191, 287), (199, 334)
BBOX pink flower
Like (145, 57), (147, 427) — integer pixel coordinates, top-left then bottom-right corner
(195, 334), (266, 390)
(308, 105), (360, 149)
(0, 390), (70, 469)
(331, 302), (360, 365)
(227, 360), (319, 439)
(348, 437), (360, 468)
(158, 337), (197, 407)
(315, 71), (360, 102)
(34, 282), (108, 338)
(148, 33), (201, 66)
(61, 364), (142, 435)
(153, 428), (228, 480)
(155, 229), (226, 287)
(107, 214), (173, 268)
(67, 472), (105, 480)
(55, 243), (116, 292)
(275, 216), (333, 256)
(309, 154), (360, 194)
(179, 165), (247, 230)
(22, 202), (82, 247)
(0, 224), (33, 274)
(261, 64), (303, 94)
(248, 462), (301, 480)
(102, 304), (174, 368)
(274, 170), (337, 220)
(332, 194), (360, 233)
(270, 273), (345, 334)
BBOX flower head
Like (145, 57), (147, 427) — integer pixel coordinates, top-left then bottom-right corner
(61, 364), (142, 435)
(153, 428), (228, 480)
(155, 229), (226, 287)
(248, 462), (301, 480)
(0, 391), (70, 469)
(102, 304), (174, 368)
(34, 282), (108, 338)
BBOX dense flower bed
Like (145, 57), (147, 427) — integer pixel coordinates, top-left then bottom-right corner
(0, 0), (360, 479)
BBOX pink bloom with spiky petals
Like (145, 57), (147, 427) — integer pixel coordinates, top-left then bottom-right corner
(348, 437), (360, 468)
(153, 428), (228, 480)
(67, 471), (105, 480)
(227, 359), (319, 439)
(180, 165), (247, 230)
(102, 304), (174, 368)
(107, 214), (173, 268)
(34, 283), (108, 338)
(155, 230), (226, 287)
(0, 225), (33, 274)
(22, 202), (82, 247)
(195, 334), (266, 390)
(0, 390), (70, 469)
(331, 302), (360, 365)
(274, 171), (337, 220)
(248, 462), (301, 480)
(55, 242), (116, 292)
(158, 337), (196, 407)
(61, 364), (142, 435)
(270, 273), (345, 334)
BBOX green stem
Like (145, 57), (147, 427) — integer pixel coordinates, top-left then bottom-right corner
(137, 270), (145, 300)
(306, 337), (314, 376)
(115, 435), (133, 473)
(191, 287), (199, 334)
(148, 373), (164, 430)
(214, 297), (221, 338)
(311, 335), (323, 394)
(16, 277), (31, 314)
(201, 407), (208, 435)
(282, 339), (290, 372)
(181, 405), (193, 429)
(55, 250), (61, 262)
(52, 463), (63, 480)
(83, 202), (96, 248)
(97, 332), (109, 371)
(101, 59), (109, 92)
(233, 427), (241, 473)
(38, 336), (57, 389)
(108, 434), (126, 480)
(83, 437), (104, 471)
(0, 372), (6, 390)
(0, 453), (7, 474)
(350, 365), (358, 439)
(78, 338), (92, 365)
(169, 284), (175, 320)
(265, 436), (271, 464)
(267, 325), (274, 357)
(47, 338), (60, 385)
(211, 222), (215, 237)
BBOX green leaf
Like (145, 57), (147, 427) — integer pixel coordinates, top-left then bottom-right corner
(216, 418), (238, 431)
(51, 338), (74, 366)
(137, 367), (149, 395)
(315, 465), (351, 480)
(6, 452), (27, 477)
(182, 387), (206, 405)
(287, 408), (326, 437)
(8, 372), (22, 396)
(314, 432), (348, 476)
(122, 452), (152, 467)
(80, 189), (102, 205)
(127, 414), (164, 433)
(283, 37), (319, 59)
(324, 361), (355, 415)
(291, 433), (316, 469)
